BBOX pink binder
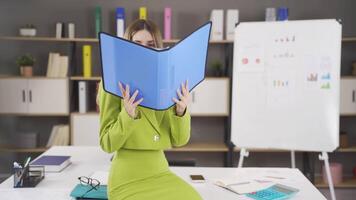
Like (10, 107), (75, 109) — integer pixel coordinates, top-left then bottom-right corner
(164, 7), (172, 40)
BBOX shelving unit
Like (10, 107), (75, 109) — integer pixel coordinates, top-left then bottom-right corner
(0, 146), (48, 153)
(0, 33), (234, 167)
(0, 36), (233, 44)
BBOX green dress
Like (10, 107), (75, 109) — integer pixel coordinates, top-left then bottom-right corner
(98, 82), (202, 200)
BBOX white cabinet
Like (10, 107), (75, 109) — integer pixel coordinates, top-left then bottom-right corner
(27, 79), (69, 114)
(0, 78), (69, 115)
(340, 78), (356, 115)
(0, 78), (28, 113)
(71, 113), (99, 146)
(189, 78), (230, 116)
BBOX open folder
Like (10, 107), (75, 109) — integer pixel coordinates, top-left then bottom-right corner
(99, 21), (212, 110)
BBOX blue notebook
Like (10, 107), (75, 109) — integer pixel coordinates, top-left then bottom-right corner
(99, 21), (212, 110)
(30, 155), (71, 172)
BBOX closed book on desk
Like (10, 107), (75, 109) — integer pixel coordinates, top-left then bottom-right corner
(99, 22), (211, 110)
(30, 155), (71, 172)
(70, 184), (107, 199)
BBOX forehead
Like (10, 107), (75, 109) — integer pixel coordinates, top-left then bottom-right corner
(132, 29), (154, 41)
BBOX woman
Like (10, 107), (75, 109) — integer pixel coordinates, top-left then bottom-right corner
(97, 19), (202, 200)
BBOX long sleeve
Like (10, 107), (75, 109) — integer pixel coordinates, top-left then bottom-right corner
(169, 106), (191, 147)
(98, 81), (142, 153)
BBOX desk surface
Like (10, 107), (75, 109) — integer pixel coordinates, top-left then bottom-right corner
(0, 146), (326, 200)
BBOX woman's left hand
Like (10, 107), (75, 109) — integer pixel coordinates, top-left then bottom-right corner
(173, 80), (191, 116)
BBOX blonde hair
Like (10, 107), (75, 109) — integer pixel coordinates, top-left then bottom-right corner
(96, 19), (163, 107)
(124, 19), (163, 48)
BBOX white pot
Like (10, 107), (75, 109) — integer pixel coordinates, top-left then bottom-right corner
(19, 28), (37, 37)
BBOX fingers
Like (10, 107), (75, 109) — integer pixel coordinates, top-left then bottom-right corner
(118, 82), (125, 97)
(176, 88), (184, 100)
(125, 84), (130, 99)
(173, 97), (186, 108)
(133, 98), (144, 107)
(129, 90), (139, 104)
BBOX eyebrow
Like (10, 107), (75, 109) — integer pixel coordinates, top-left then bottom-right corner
(133, 39), (154, 43)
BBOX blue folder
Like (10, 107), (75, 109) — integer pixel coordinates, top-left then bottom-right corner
(99, 21), (212, 110)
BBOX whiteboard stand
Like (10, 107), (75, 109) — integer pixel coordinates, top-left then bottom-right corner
(237, 148), (249, 168)
(319, 152), (336, 200)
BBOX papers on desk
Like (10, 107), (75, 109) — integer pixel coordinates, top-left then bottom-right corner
(214, 178), (274, 194)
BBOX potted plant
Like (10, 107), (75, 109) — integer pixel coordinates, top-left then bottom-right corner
(16, 54), (36, 77)
(19, 24), (37, 37)
(210, 60), (223, 77)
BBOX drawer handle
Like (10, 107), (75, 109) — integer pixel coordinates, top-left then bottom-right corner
(22, 90), (25, 102)
(29, 90), (32, 103)
(353, 90), (355, 103)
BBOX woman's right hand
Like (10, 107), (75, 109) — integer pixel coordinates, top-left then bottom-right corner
(118, 82), (143, 119)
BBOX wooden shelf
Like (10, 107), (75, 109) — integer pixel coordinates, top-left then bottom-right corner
(336, 146), (356, 152)
(0, 146), (49, 153)
(0, 113), (69, 116)
(0, 36), (98, 42)
(0, 75), (68, 80)
(0, 36), (233, 44)
(341, 76), (356, 79)
(2, 35), (356, 43)
(315, 177), (356, 188)
(342, 37), (356, 42)
(70, 76), (101, 81)
(166, 143), (229, 152)
(71, 112), (99, 116)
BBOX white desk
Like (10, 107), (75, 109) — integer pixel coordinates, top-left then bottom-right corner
(0, 146), (326, 200)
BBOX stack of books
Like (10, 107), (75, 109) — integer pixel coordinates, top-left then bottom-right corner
(46, 52), (69, 77)
(46, 125), (69, 147)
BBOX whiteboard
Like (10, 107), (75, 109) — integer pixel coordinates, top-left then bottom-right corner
(231, 19), (342, 152)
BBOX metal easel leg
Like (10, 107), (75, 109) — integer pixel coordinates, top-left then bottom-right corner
(238, 148), (249, 168)
(319, 152), (336, 200)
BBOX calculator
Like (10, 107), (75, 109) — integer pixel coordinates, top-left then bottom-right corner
(246, 184), (299, 200)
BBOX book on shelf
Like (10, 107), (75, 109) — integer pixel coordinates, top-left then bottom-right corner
(83, 45), (92, 77)
(95, 6), (102, 38)
(99, 22), (211, 110)
(79, 81), (88, 113)
(210, 9), (224, 40)
(164, 7), (172, 40)
(116, 7), (125, 38)
(46, 124), (69, 147)
(139, 7), (147, 20)
(46, 52), (68, 77)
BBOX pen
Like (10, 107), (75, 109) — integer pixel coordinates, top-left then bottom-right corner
(23, 156), (31, 168)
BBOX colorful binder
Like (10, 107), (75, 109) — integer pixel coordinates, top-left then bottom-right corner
(139, 7), (147, 19)
(116, 7), (125, 38)
(83, 45), (92, 77)
(99, 22), (212, 110)
(95, 6), (102, 38)
(164, 7), (172, 40)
